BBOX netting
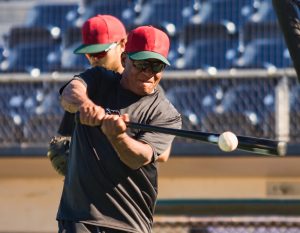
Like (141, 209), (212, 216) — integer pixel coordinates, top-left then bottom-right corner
(0, 74), (299, 147)
(152, 216), (300, 233)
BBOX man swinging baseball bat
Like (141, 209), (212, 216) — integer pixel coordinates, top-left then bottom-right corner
(47, 15), (171, 176)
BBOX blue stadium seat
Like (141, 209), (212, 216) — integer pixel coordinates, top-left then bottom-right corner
(5, 26), (60, 49)
(242, 21), (283, 43)
(201, 83), (276, 137)
(60, 42), (90, 72)
(22, 88), (63, 143)
(1, 27), (62, 73)
(169, 22), (239, 66)
(0, 82), (56, 124)
(190, 0), (254, 29)
(75, 0), (136, 29)
(220, 83), (275, 114)
(179, 23), (238, 45)
(1, 42), (61, 73)
(217, 83), (275, 136)
(32, 89), (62, 115)
(134, 0), (195, 33)
(247, 0), (277, 23)
(59, 27), (90, 72)
(62, 26), (81, 48)
(166, 84), (224, 131)
(25, 3), (79, 32)
(0, 84), (37, 143)
(0, 113), (24, 144)
(23, 113), (63, 143)
(174, 39), (238, 70)
(233, 38), (292, 69)
(201, 111), (265, 137)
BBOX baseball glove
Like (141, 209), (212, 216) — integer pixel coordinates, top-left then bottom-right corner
(47, 136), (71, 176)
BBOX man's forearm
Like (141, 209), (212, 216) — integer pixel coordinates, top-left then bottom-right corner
(60, 79), (90, 113)
(60, 98), (78, 113)
(110, 133), (154, 170)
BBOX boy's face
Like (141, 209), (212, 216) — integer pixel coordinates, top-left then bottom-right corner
(85, 42), (124, 73)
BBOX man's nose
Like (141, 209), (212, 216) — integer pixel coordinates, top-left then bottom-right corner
(142, 67), (155, 76)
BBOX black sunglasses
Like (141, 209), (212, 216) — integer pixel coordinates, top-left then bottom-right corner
(130, 58), (166, 73)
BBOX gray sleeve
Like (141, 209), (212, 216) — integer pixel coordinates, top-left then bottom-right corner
(137, 98), (182, 157)
(59, 68), (99, 97)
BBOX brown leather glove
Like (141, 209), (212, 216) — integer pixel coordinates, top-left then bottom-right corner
(47, 136), (71, 176)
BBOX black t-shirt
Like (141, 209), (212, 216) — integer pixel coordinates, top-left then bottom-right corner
(58, 111), (75, 136)
(58, 86), (165, 137)
(57, 67), (182, 233)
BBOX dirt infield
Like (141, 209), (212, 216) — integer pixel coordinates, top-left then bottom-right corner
(0, 177), (62, 233)
(0, 157), (62, 233)
(1, 155), (300, 232)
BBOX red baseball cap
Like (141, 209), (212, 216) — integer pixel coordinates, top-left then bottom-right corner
(74, 14), (126, 54)
(125, 26), (170, 65)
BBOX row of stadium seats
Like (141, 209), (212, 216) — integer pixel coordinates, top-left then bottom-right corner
(1, 79), (299, 144)
(0, 22), (291, 73)
(78, 0), (277, 30)
(25, 0), (279, 31)
(0, 0), (291, 74)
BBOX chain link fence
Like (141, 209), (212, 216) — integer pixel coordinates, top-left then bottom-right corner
(0, 71), (299, 149)
(152, 216), (300, 233)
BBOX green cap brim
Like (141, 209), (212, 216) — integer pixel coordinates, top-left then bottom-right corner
(73, 43), (114, 54)
(127, 51), (170, 65)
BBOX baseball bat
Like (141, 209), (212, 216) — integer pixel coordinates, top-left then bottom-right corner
(126, 122), (287, 156)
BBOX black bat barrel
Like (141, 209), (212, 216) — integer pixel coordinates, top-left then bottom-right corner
(126, 122), (287, 156)
(236, 135), (286, 156)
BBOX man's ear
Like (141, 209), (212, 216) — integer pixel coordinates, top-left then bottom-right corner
(121, 52), (127, 67)
(119, 38), (127, 52)
(85, 54), (97, 62)
(85, 54), (94, 65)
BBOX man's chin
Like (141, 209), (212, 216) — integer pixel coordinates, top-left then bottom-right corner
(138, 83), (155, 94)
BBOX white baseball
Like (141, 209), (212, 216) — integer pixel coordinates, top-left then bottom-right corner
(218, 131), (238, 152)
